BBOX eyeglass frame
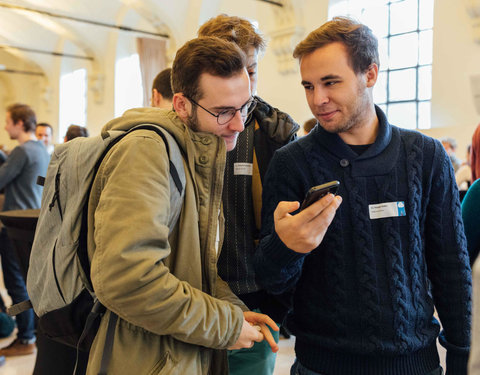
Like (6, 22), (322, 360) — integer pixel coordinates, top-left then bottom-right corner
(185, 95), (257, 125)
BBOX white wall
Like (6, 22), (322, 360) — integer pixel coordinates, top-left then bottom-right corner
(0, 52), (46, 151)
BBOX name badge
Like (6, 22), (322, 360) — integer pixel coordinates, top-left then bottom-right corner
(234, 162), (253, 176)
(368, 201), (406, 220)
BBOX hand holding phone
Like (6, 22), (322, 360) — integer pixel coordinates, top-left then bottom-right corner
(273, 181), (342, 253)
(300, 180), (340, 210)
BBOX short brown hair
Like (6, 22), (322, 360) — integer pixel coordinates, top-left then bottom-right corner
(152, 68), (173, 100)
(171, 36), (246, 101)
(293, 17), (379, 74)
(198, 14), (266, 55)
(37, 122), (53, 135)
(303, 118), (317, 134)
(7, 103), (36, 132)
(65, 124), (89, 141)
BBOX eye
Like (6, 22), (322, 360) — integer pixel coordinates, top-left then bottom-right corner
(303, 84), (314, 91)
(325, 81), (339, 86)
(248, 70), (257, 77)
(218, 109), (235, 119)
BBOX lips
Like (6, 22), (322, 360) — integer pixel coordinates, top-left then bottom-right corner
(318, 110), (338, 121)
(223, 133), (238, 141)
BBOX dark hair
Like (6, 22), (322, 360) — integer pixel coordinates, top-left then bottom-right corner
(152, 68), (173, 100)
(198, 14), (266, 55)
(171, 36), (246, 101)
(37, 122), (53, 135)
(65, 124), (89, 141)
(7, 103), (36, 132)
(293, 16), (379, 74)
(303, 118), (317, 134)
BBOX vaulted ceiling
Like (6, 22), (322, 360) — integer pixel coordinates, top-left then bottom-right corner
(0, 0), (290, 76)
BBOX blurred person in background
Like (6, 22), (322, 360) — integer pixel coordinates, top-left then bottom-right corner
(462, 178), (480, 265)
(303, 118), (317, 135)
(35, 122), (54, 154)
(64, 124), (89, 142)
(441, 136), (461, 172)
(151, 68), (173, 109)
(472, 123), (480, 182)
(456, 144), (472, 199)
(466, 178), (480, 374)
(0, 104), (48, 358)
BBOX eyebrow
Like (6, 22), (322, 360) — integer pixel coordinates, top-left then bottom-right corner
(247, 62), (258, 69)
(301, 74), (342, 86)
(210, 97), (252, 111)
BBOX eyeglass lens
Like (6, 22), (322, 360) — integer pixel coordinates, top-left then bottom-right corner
(218, 99), (256, 125)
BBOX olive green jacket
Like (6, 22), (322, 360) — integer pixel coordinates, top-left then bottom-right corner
(86, 107), (245, 374)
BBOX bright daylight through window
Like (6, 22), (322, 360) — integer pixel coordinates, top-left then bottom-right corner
(329, 0), (434, 129)
(59, 68), (87, 142)
(115, 53), (144, 118)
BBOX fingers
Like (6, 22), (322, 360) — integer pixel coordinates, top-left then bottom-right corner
(243, 311), (278, 330)
(299, 193), (339, 222)
(243, 311), (280, 352)
(274, 201), (300, 222)
(254, 314), (279, 332)
(260, 323), (279, 353)
(306, 195), (342, 228)
(275, 193), (342, 252)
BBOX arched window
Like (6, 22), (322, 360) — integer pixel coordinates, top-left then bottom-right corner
(329, 0), (434, 129)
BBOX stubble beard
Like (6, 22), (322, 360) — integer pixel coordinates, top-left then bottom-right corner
(319, 86), (371, 135)
(185, 108), (199, 132)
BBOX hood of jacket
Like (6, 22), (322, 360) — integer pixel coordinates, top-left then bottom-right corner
(102, 107), (188, 150)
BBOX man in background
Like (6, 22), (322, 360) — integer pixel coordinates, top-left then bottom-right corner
(0, 104), (49, 357)
(303, 118), (317, 135)
(199, 14), (299, 375)
(151, 67), (173, 109)
(64, 124), (89, 142)
(35, 122), (54, 154)
(441, 136), (461, 172)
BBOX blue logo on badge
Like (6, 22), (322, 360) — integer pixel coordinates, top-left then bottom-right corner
(397, 202), (406, 216)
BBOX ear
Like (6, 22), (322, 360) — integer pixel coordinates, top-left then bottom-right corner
(365, 63), (378, 88)
(152, 89), (163, 107)
(173, 93), (191, 122)
(15, 120), (24, 130)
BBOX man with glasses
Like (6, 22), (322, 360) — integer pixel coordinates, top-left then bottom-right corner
(85, 36), (278, 375)
(198, 15), (299, 375)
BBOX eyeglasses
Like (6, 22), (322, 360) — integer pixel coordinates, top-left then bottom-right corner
(186, 96), (256, 125)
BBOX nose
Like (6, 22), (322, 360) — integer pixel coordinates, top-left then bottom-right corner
(228, 110), (245, 133)
(312, 87), (329, 106)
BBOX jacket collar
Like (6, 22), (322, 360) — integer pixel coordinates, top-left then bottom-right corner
(249, 96), (299, 143)
(311, 105), (400, 177)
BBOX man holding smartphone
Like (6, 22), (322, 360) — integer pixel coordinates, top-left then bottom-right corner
(254, 17), (471, 375)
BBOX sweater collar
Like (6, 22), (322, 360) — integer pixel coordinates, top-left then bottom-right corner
(311, 105), (400, 177)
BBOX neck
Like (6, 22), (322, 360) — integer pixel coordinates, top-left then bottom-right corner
(17, 132), (37, 145)
(338, 105), (379, 145)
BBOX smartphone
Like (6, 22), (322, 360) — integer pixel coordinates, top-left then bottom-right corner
(300, 180), (340, 210)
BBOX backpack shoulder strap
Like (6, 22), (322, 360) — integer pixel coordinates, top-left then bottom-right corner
(78, 123), (185, 290)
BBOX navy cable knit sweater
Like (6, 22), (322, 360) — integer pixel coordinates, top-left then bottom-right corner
(254, 107), (471, 375)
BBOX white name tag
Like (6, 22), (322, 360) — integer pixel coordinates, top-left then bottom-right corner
(234, 162), (253, 176)
(368, 201), (406, 220)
